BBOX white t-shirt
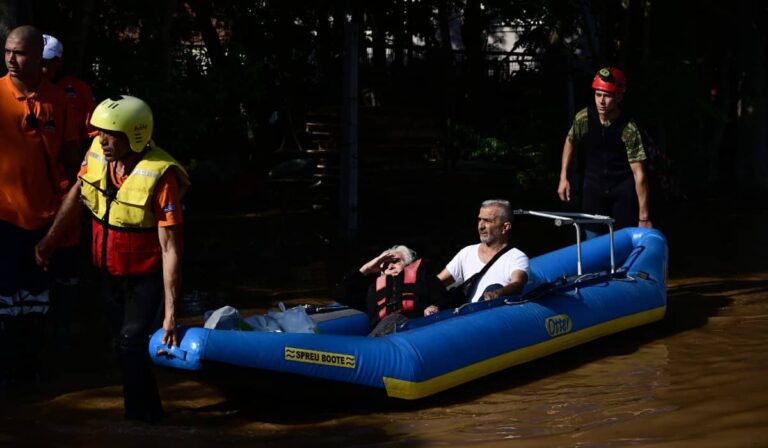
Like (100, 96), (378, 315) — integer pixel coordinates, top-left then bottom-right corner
(445, 244), (529, 302)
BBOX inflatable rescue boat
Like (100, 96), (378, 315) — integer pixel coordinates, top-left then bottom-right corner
(150, 212), (668, 399)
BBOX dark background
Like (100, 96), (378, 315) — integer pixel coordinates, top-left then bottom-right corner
(2, 0), (767, 303)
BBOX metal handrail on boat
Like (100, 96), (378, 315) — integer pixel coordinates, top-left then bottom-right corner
(513, 210), (616, 275)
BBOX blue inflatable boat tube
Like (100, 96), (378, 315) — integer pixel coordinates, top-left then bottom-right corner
(150, 228), (668, 399)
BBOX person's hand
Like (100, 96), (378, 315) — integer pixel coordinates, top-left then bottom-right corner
(360, 252), (400, 275)
(423, 305), (439, 316)
(639, 219), (653, 228)
(162, 315), (178, 347)
(557, 178), (571, 202)
(34, 235), (54, 271)
(483, 289), (502, 300)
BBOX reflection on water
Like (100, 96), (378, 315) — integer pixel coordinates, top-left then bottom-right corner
(1, 275), (767, 447)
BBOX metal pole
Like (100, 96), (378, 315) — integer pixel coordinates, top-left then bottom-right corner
(574, 223), (583, 276)
(514, 209), (617, 279)
(608, 223), (615, 273)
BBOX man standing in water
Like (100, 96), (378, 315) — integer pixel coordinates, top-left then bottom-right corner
(0, 25), (79, 388)
(36, 95), (189, 423)
(40, 33), (98, 354)
(557, 67), (651, 238)
(429, 199), (529, 312)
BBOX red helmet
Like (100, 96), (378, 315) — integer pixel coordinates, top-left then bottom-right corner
(592, 67), (626, 93)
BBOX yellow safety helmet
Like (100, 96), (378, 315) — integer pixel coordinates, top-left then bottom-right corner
(90, 95), (153, 152)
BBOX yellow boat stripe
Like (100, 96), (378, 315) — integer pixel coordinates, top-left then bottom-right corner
(383, 306), (666, 399)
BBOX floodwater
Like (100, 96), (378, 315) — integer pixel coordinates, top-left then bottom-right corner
(1, 273), (766, 447)
(2, 198), (767, 447)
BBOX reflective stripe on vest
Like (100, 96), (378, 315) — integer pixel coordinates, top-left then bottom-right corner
(80, 140), (189, 228)
(374, 259), (422, 319)
(80, 141), (189, 276)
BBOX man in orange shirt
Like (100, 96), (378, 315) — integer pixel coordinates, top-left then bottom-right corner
(41, 33), (98, 353)
(41, 33), (97, 147)
(0, 25), (79, 387)
(37, 95), (189, 424)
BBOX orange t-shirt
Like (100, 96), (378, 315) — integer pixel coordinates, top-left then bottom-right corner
(0, 74), (80, 230)
(76, 152), (185, 227)
(56, 75), (97, 142)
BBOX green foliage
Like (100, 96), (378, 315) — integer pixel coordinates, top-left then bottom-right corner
(9, 0), (765, 193)
(454, 124), (552, 191)
(466, 134), (514, 162)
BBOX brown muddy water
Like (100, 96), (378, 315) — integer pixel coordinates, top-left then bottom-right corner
(1, 273), (766, 447)
(2, 198), (767, 447)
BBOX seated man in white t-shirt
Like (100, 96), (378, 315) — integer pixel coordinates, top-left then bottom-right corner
(426, 199), (529, 314)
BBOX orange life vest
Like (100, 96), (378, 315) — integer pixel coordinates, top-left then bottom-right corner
(374, 259), (422, 320)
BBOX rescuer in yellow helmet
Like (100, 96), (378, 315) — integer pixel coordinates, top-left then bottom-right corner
(36, 95), (190, 424)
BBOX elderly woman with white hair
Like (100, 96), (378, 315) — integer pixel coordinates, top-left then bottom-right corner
(332, 245), (455, 336)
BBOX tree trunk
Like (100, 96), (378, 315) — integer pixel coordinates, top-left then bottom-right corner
(186, 0), (226, 70)
(752, 27), (768, 188)
(706, 51), (733, 188)
(67, 0), (95, 78)
(460, 0), (484, 122)
(0, 0), (33, 41)
(461, 0), (483, 69)
(393, 0), (405, 69)
(340, 8), (360, 242)
(159, 0), (179, 84)
(370, 5), (387, 70)
(642, 0), (652, 70)
(619, 0), (631, 68)
(437, 0), (456, 167)
(735, 1), (767, 189)
(11, 0), (34, 26)
(579, 0), (602, 68)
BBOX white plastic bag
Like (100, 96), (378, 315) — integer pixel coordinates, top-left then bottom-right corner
(242, 314), (283, 332)
(203, 305), (252, 330)
(267, 303), (318, 333)
(204, 303), (318, 333)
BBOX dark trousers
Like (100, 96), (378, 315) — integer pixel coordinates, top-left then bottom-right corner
(582, 176), (639, 235)
(49, 245), (83, 352)
(101, 270), (165, 423)
(368, 312), (410, 337)
(0, 220), (50, 384)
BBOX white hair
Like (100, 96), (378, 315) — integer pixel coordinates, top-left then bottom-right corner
(382, 245), (417, 265)
(481, 199), (512, 222)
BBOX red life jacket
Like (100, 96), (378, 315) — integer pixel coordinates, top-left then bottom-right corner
(374, 259), (422, 320)
(81, 143), (187, 277)
(91, 218), (163, 276)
